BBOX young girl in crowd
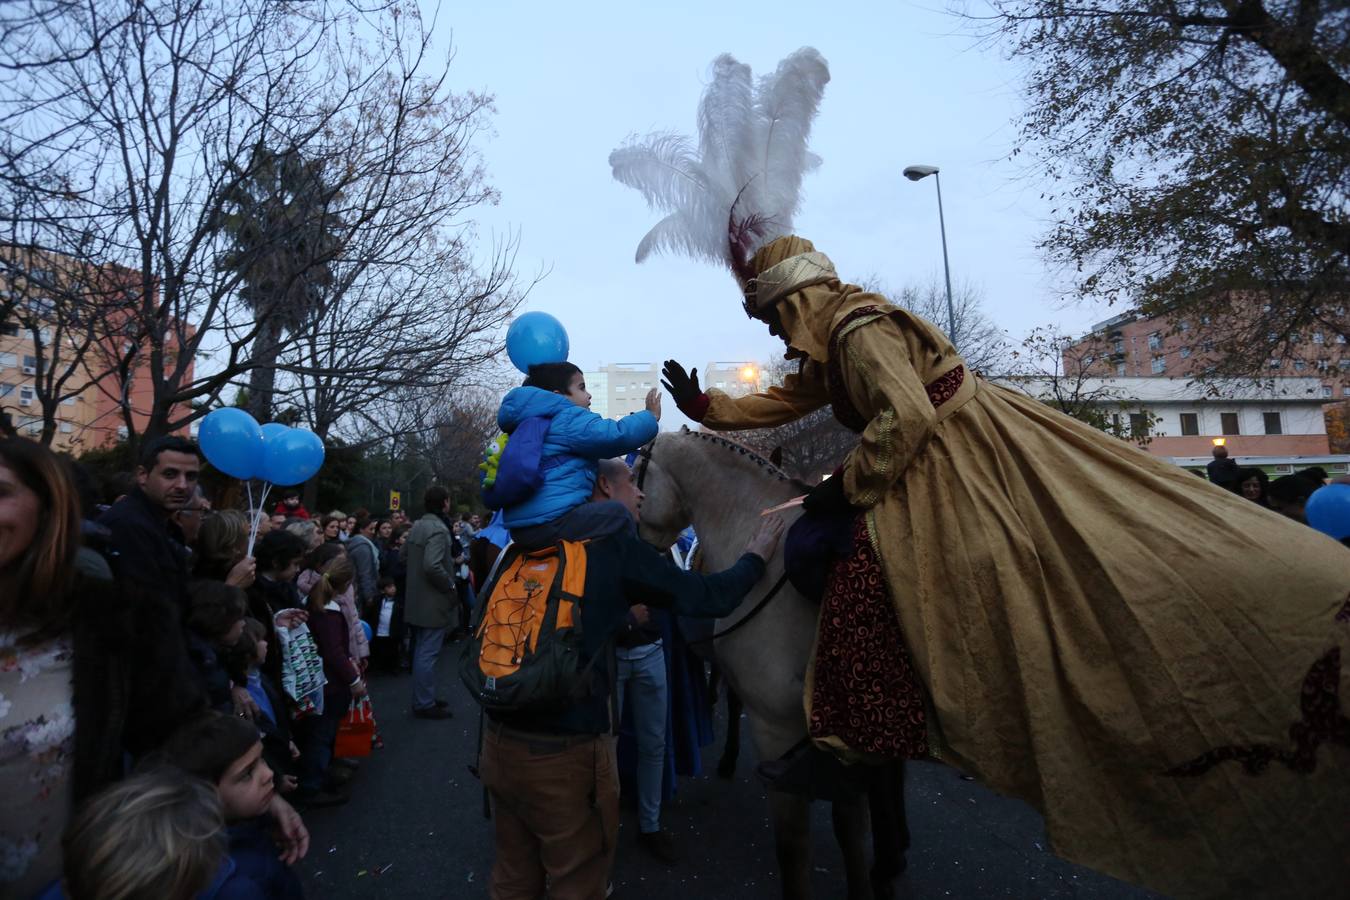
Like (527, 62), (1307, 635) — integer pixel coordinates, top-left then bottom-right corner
(185, 580), (248, 714)
(298, 543), (369, 674)
(50, 770), (227, 900)
(154, 712), (305, 899)
(226, 618), (300, 794)
(494, 361), (660, 545)
(291, 554), (366, 807)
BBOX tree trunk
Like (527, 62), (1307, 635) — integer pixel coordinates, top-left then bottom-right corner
(247, 316), (285, 423)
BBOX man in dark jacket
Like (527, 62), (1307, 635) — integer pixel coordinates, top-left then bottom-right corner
(479, 458), (783, 900)
(403, 486), (458, 719)
(99, 435), (201, 610)
(1205, 444), (1240, 490)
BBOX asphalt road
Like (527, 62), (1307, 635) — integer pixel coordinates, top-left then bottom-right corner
(296, 650), (1158, 899)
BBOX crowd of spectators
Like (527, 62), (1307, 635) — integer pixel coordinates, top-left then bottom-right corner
(0, 434), (489, 899)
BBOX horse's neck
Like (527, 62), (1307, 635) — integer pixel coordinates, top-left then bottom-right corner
(673, 439), (799, 574)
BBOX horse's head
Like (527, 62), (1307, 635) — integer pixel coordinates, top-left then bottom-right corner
(633, 433), (692, 551)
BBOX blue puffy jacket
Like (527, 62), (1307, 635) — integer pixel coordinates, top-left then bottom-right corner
(496, 386), (659, 528)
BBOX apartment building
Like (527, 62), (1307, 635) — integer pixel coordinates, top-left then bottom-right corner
(583, 361), (766, 420)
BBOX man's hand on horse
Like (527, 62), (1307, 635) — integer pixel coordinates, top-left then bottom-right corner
(744, 515), (785, 563)
(802, 474), (855, 517)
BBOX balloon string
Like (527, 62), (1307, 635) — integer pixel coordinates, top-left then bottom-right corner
(246, 481), (273, 557)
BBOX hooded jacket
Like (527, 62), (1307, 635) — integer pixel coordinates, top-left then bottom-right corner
(495, 386), (658, 528)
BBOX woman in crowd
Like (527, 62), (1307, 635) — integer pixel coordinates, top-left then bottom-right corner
(1234, 466), (1271, 507)
(285, 519), (323, 553)
(0, 439), (203, 897)
(320, 514), (344, 544)
(193, 509), (255, 589)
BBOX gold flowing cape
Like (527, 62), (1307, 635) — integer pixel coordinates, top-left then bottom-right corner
(701, 236), (1350, 899)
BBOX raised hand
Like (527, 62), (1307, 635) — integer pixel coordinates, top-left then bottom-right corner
(661, 359), (702, 407)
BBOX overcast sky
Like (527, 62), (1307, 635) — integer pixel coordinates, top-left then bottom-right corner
(435, 0), (1115, 380)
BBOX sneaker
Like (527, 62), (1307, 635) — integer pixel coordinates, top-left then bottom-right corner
(292, 789), (348, 809)
(326, 765), (356, 787)
(412, 706), (453, 720)
(637, 829), (679, 865)
(606, 882), (615, 898)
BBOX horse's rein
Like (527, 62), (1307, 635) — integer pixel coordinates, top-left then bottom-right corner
(636, 437), (792, 649)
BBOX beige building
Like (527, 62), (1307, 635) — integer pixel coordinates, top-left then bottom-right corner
(583, 361), (767, 419)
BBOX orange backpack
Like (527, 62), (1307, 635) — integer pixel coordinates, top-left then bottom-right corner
(459, 540), (606, 713)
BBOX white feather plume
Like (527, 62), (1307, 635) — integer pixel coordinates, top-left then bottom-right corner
(609, 48), (830, 272)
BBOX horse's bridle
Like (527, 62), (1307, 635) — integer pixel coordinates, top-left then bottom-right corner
(634, 436), (792, 649)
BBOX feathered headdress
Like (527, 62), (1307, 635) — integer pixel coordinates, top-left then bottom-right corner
(609, 48), (830, 287)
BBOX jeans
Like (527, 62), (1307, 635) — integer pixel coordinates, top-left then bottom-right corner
(294, 704), (343, 794)
(616, 642), (668, 833)
(408, 624), (448, 711)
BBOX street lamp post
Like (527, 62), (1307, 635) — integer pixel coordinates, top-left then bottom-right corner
(903, 164), (956, 341)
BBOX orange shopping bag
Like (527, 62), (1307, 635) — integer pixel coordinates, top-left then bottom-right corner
(333, 698), (375, 758)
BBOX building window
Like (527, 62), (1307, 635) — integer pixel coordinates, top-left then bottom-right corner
(1268, 358), (1281, 368)
(0, 383), (12, 398)
(1337, 334), (1347, 344)
(1322, 384), (1334, 399)
(1179, 412), (1199, 436)
(19, 385), (34, 405)
(1267, 331), (1278, 342)
(615, 385), (626, 393)
(1263, 412), (1283, 435)
(0, 322), (17, 337)
(1318, 358), (1330, 371)
(1128, 413), (1150, 438)
(1203, 340), (1215, 352)
(1111, 413), (1122, 432)
(1115, 362), (1126, 376)
(59, 421), (73, 434)
(1082, 355), (1095, 366)
(1112, 339), (1124, 354)
(0, 352), (14, 368)
(1147, 332), (1162, 350)
(1179, 346), (1191, 359)
(1294, 360), (1306, 371)
(62, 395), (76, 405)
(1221, 412), (1240, 435)
(1179, 320), (1190, 332)
(22, 354), (37, 371)
(1201, 315), (1211, 325)
(1150, 356), (1166, 374)
(1314, 332), (1325, 344)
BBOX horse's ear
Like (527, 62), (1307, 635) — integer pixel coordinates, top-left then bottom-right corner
(680, 424), (690, 434)
(769, 446), (783, 468)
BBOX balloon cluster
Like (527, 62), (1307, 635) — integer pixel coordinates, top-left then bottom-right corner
(198, 408), (326, 555)
(198, 408), (325, 485)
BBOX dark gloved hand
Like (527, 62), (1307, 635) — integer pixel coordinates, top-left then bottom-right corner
(801, 474), (854, 517)
(661, 359), (709, 421)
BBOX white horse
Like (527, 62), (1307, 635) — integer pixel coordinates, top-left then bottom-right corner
(635, 428), (908, 900)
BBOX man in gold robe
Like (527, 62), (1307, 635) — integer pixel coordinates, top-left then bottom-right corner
(662, 235), (1350, 899)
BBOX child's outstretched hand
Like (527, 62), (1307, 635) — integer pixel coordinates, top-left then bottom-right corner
(645, 387), (662, 422)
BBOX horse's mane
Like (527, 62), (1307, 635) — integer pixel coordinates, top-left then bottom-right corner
(678, 428), (812, 492)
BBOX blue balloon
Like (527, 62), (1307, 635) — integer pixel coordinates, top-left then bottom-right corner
(258, 423), (292, 485)
(198, 408), (263, 480)
(260, 427), (326, 486)
(1306, 483), (1350, 540)
(506, 311), (569, 374)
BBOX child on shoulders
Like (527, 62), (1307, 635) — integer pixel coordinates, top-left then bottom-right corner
(494, 362), (660, 546)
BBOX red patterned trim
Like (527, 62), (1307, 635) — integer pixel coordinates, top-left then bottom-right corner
(1166, 646), (1348, 777)
(807, 517), (929, 758)
(925, 366), (965, 408)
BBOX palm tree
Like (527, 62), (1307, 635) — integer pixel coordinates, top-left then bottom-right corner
(215, 143), (340, 422)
